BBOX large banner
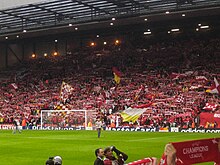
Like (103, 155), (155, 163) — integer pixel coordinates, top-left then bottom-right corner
(172, 138), (220, 164)
(0, 124), (85, 130)
(1, 125), (220, 133)
(200, 112), (220, 128)
(105, 127), (157, 132)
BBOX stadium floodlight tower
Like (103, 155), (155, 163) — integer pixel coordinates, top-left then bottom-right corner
(40, 109), (96, 130)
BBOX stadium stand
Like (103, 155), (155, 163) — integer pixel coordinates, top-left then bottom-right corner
(0, 36), (219, 129)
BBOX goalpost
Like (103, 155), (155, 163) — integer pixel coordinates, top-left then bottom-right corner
(40, 109), (96, 130)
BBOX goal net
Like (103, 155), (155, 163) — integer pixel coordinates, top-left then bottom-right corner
(40, 109), (97, 130)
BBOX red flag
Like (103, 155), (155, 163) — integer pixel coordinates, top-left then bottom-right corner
(200, 112), (220, 128)
(206, 78), (220, 94)
(203, 103), (218, 111)
(112, 67), (122, 84)
(127, 157), (157, 165)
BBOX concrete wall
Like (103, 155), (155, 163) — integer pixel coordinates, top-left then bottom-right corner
(0, 44), (6, 69)
(0, 43), (24, 68)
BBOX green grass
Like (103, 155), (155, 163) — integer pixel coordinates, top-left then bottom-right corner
(0, 130), (219, 165)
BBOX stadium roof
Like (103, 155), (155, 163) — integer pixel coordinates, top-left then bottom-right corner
(0, 0), (44, 10)
(0, 0), (220, 36)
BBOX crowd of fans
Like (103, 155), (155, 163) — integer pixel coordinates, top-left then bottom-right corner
(0, 36), (219, 129)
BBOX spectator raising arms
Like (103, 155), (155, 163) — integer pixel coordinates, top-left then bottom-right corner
(104, 146), (128, 165)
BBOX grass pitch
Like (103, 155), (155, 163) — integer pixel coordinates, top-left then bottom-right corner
(0, 130), (219, 165)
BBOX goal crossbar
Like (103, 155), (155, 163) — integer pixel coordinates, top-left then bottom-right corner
(40, 109), (95, 130)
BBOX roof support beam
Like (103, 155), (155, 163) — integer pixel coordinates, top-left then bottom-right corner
(29, 4), (69, 22)
(0, 11), (41, 27)
(105, 0), (141, 13)
(73, 0), (110, 17)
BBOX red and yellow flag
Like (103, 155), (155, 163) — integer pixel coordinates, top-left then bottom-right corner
(206, 78), (220, 94)
(112, 67), (122, 84)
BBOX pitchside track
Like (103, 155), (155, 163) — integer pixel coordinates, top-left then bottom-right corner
(0, 130), (219, 165)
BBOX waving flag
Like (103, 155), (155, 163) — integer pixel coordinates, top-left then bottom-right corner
(60, 81), (74, 103)
(121, 107), (147, 123)
(121, 102), (152, 122)
(206, 78), (220, 94)
(203, 103), (218, 111)
(112, 67), (122, 84)
(134, 85), (145, 101)
(175, 95), (185, 103)
(10, 83), (18, 90)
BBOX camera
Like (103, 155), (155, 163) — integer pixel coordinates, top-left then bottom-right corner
(45, 156), (62, 165)
(110, 146), (116, 151)
(45, 157), (54, 165)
